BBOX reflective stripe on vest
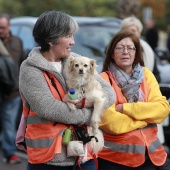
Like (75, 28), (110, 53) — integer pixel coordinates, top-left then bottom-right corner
(99, 71), (167, 167)
(26, 138), (54, 148)
(104, 140), (145, 154)
(104, 133), (162, 154)
(149, 138), (162, 153)
(25, 129), (64, 148)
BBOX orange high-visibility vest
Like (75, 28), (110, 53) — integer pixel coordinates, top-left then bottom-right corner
(99, 71), (167, 167)
(22, 71), (93, 164)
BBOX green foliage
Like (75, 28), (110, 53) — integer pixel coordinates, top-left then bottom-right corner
(0, 0), (22, 17)
(0, 0), (118, 18)
(0, 0), (169, 30)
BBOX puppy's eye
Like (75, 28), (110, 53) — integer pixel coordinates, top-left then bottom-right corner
(75, 64), (79, 67)
(84, 64), (88, 67)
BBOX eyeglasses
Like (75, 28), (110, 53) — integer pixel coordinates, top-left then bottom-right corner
(115, 45), (136, 53)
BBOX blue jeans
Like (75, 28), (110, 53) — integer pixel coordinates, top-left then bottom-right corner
(0, 96), (21, 157)
(28, 159), (96, 170)
(98, 157), (170, 170)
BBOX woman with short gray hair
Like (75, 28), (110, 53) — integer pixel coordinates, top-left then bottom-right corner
(33, 11), (79, 51)
(18, 10), (115, 170)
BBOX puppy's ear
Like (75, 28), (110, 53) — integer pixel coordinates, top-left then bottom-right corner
(90, 59), (96, 74)
(67, 56), (75, 72)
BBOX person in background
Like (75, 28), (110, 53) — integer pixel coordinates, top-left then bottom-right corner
(0, 13), (24, 164)
(166, 20), (170, 53)
(145, 19), (159, 51)
(120, 16), (160, 83)
(0, 39), (16, 104)
(19, 10), (115, 170)
(99, 30), (170, 170)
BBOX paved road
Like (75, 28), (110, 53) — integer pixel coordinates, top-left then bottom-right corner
(0, 148), (28, 170)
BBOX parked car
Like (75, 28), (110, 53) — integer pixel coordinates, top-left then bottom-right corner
(10, 16), (170, 77)
(10, 16), (170, 149)
(10, 17), (38, 59)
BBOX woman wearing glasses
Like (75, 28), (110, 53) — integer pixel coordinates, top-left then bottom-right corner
(98, 30), (170, 170)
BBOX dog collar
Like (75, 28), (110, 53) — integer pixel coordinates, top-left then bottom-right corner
(81, 97), (86, 108)
(81, 88), (86, 108)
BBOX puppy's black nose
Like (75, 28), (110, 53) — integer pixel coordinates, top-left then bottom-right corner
(79, 69), (83, 74)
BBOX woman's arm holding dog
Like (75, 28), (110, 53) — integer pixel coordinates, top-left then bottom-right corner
(63, 95), (93, 108)
(20, 65), (93, 126)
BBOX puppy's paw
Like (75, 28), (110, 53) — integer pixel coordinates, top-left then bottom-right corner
(90, 121), (99, 135)
(88, 127), (104, 154)
(67, 102), (76, 110)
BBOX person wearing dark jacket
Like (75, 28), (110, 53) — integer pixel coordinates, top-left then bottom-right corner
(0, 13), (24, 164)
(145, 19), (159, 51)
(0, 45), (17, 104)
(166, 20), (170, 53)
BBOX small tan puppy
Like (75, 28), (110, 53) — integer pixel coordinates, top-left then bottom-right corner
(66, 56), (106, 132)
(65, 56), (105, 154)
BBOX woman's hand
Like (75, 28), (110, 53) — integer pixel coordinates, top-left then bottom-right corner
(63, 94), (81, 105)
(75, 98), (93, 109)
(63, 94), (93, 109)
(115, 104), (123, 113)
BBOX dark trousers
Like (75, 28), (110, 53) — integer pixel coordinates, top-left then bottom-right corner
(28, 159), (96, 170)
(98, 157), (170, 170)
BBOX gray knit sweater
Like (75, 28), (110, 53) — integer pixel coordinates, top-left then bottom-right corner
(19, 47), (116, 166)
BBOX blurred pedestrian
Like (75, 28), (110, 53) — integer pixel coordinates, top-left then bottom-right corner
(0, 39), (17, 104)
(145, 19), (159, 51)
(19, 10), (115, 170)
(0, 13), (24, 164)
(99, 30), (170, 170)
(166, 20), (170, 53)
(120, 16), (160, 83)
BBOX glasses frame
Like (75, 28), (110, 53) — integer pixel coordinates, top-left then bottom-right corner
(115, 45), (136, 53)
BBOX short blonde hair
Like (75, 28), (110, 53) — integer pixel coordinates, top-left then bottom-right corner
(121, 16), (143, 33)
